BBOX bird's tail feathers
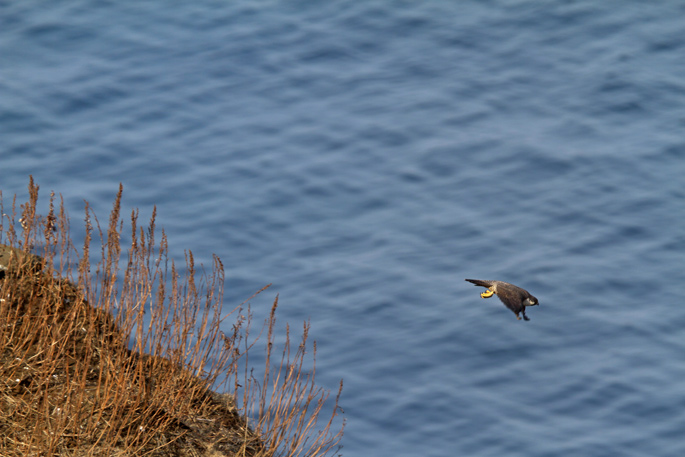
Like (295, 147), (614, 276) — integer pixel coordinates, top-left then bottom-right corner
(465, 279), (492, 288)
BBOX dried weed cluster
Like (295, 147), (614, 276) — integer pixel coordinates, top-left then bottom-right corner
(0, 178), (343, 457)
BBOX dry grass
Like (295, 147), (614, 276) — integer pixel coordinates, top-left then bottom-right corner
(0, 177), (344, 457)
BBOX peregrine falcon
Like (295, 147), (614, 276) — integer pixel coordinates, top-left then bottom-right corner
(465, 279), (539, 321)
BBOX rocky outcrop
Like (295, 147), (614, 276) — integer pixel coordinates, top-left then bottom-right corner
(0, 243), (262, 457)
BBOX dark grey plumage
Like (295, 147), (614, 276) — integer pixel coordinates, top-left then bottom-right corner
(465, 279), (539, 321)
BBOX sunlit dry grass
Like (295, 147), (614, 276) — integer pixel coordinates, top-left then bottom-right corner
(0, 177), (343, 456)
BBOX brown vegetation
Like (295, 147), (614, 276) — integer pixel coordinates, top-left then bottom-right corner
(0, 178), (343, 456)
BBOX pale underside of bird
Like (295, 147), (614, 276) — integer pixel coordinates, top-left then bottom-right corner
(465, 279), (539, 321)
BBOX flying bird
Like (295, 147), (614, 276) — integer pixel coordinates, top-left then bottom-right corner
(465, 279), (539, 321)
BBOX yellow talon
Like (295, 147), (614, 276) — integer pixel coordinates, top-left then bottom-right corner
(480, 289), (494, 298)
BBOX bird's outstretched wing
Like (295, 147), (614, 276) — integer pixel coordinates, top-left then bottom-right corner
(493, 287), (525, 314)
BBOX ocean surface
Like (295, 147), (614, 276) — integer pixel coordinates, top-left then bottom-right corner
(1, 1), (684, 456)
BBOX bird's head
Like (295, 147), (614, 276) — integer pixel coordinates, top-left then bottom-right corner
(524, 296), (539, 307)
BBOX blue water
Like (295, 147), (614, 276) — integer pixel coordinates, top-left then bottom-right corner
(2, 2), (684, 456)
